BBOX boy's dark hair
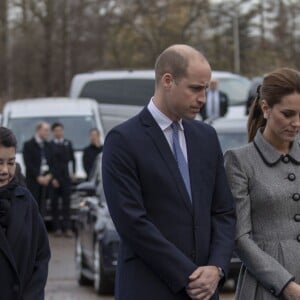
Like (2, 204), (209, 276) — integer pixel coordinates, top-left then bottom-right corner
(89, 128), (100, 134)
(51, 122), (64, 131)
(0, 127), (17, 148)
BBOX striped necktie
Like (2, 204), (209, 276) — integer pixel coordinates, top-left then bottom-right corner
(171, 122), (192, 201)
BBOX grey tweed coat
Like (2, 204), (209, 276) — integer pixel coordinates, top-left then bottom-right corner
(224, 129), (300, 300)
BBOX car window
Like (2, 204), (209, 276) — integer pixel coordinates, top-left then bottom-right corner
(80, 79), (155, 106)
(8, 116), (96, 152)
(217, 77), (251, 106)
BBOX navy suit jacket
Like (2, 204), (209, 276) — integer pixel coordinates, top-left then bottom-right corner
(102, 107), (236, 300)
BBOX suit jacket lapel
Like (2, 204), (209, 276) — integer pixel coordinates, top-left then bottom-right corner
(140, 108), (193, 214)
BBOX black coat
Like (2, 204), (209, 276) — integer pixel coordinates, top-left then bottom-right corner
(50, 139), (76, 183)
(82, 144), (103, 177)
(23, 138), (52, 191)
(0, 185), (50, 300)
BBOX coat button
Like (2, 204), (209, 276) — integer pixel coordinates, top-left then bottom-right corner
(297, 235), (300, 242)
(282, 156), (290, 163)
(294, 215), (300, 222)
(293, 193), (300, 201)
(270, 288), (275, 294)
(288, 173), (296, 181)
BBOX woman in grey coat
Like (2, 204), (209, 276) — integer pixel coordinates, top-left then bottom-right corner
(225, 68), (300, 300)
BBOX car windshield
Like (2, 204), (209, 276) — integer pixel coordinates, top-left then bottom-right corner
(217, 132), (248, 153)
(8, 116), (96, 152)
(80, 79), (154, 106)
(217, 77), (251, 106)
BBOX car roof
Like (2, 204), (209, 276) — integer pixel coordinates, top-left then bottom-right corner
(3, 97), (98, 118)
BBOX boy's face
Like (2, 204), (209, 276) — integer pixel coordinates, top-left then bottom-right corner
(0, 146), (16, 187)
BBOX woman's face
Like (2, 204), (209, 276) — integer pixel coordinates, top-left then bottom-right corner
(0, 146), (16, 187)
(262, 92), (300, 144)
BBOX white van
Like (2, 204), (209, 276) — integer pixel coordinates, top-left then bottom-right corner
(69, 69), (250, 133)
(1, 98), (104, 180)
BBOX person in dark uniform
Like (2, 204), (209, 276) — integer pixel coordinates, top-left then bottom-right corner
(50, 122), (76, 237)
(23, 122), (52, 215)
(82, 128), (103, 178)
(0, 126), (50, 300)
(200, 78), (229, 121)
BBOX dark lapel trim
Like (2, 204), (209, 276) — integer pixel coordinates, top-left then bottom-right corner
(254, 129), (300, 166)
(139, 108), (193, 214)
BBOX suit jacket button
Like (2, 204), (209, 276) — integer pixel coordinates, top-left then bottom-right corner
(270, 288), (275, 294)
(293, 193), (300, 201)
(282, 156), (290, 163)
(294, 215), (300, 222)
(288, 173), (296, 181)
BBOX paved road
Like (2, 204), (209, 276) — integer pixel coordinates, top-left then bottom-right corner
(45, 233), (234, 299)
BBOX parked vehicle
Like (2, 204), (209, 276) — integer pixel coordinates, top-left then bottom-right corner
(74, 154), (119, 295)
(69, 69), (250, 133)
(211, 116), (248, 288)
(1, 98), (105, 221)
(211, 116), (248, 153)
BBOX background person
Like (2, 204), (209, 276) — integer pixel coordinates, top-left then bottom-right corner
(200, 78), (228, 121)
(0, 126), (50, 300)
(23, 122), (52, 215)
(225, 68), (300, 299)
(82, 128), (103, 178)
(102, 44), (236, 300)
(50, 122), (76, 237)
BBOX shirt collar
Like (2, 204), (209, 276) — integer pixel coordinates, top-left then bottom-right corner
(54, 138), (64, 144)
(147, 98), (184, 131)
(35, 134), (43, 144)
(254, 128), (300, 166)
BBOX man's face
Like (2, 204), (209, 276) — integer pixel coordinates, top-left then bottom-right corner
(90, 130), (100, 145)
(209, 80), (218, 91)
(52, 126), (64, 140)
(0, 146), (16, 187)
(164, 59), (211, 121)
(38, 124), (50, 141)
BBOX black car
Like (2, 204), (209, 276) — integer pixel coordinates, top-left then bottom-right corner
(74, 154), (119, 295)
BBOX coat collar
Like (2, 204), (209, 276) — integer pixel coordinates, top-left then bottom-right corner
(139, 107), (193, 214)
(254, 128), (300, 166)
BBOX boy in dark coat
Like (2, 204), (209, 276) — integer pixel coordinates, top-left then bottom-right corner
(0, 126), (50, 300)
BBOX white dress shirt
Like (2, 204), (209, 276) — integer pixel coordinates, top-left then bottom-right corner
(147, 99), (188, 162)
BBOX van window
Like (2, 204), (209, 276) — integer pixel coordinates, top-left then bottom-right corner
(80, 79), (155, 106)
(8, 116), (96, 152)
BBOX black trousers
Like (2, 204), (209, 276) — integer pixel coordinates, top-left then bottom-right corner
(26, 179), (47, 217)
(51, 182), (71, 231)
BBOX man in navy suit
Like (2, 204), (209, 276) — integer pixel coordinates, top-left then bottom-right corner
(23, 122), (52, 215)
(102, 44), (236, 300)
(200, 78), (229, 121)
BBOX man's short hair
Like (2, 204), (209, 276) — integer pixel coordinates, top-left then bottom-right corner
(89, 128), (100, 134)
(51, 122), (64, 131)
(154, 49), (188, 85)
